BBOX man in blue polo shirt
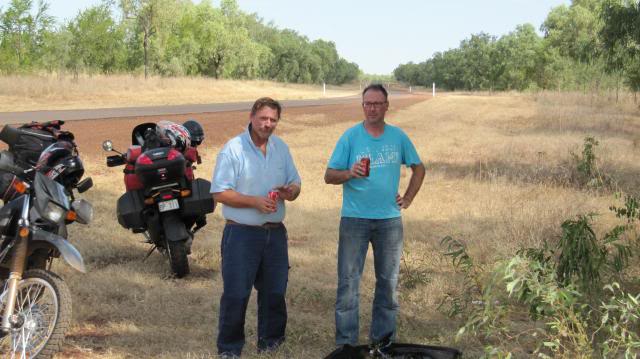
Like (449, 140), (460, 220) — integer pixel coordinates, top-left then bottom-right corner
(211, 97), (301, 357)
(325, 84), (425, 349)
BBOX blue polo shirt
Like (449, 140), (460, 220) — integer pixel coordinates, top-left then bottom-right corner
(211, 126), (301, 226)
(328, 122), (421, 219)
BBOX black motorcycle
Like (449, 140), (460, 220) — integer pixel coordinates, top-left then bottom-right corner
(0, 151), (93, 358)
(102, 123), (214, 278)
(324, 334), (462, 359)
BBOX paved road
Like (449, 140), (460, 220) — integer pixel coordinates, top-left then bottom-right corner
(0, 92), (416, 124)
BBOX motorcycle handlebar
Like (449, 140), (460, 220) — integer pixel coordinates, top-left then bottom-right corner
(106, 155), (126, 167)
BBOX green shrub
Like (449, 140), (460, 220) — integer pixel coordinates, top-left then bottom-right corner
(571, 136), (609, 188)
(556, 214), (606, 290)
(439, 196), (639, 357)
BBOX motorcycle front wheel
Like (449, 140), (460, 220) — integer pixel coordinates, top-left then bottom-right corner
(0, 269), (72, 359)
(166, 239), (190, 278)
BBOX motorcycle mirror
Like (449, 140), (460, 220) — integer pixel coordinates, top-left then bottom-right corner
(76, 177), (93, 193)
(102, 140), (113, 152)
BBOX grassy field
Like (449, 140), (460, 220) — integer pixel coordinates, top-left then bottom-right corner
(0, 75), (357, 112)
(49, 91), (640, 358)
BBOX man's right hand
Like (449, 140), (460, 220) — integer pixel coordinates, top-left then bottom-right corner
(254, 196), (277, 213)
(349, 161), (366, 179)
(325, 164), (365, 185)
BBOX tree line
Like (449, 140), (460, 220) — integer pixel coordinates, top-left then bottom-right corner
(394, 0), (640, 93)
(0, 0), (361, 84)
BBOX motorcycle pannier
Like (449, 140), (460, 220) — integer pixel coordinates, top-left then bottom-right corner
(0, 126), (57, 167)
(134, 147), (185, 188)
(182, 178), (215, 217)
(117, 190), (145, 231)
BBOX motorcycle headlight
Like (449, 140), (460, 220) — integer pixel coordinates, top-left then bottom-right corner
(43, 201), (66, 223)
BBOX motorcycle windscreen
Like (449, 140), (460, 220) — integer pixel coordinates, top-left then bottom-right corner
(132, 123), (157, 147)
(34, 172), (70, 208)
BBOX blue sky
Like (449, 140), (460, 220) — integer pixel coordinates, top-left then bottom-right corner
(1, 0), (571, 74)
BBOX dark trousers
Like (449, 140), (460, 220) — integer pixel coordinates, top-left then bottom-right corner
(217, 223), (289, 356)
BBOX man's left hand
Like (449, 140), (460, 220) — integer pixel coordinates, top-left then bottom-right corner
(276, 183), (301, 201)
(396, 193), (412, 209)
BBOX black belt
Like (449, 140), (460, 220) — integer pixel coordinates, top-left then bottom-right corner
(226, 219), (283, 229)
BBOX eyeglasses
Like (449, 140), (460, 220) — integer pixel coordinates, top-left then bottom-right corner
(362, 101), (387, 108)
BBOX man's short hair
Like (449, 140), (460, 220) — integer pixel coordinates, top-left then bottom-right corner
(362, 84), (388, 101)
(251, 97), (282, 119)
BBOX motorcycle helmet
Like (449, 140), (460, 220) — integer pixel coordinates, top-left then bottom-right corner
(157, 121), (191, 152)
(36, 141), (84, 188)
(183, 119), (204, 146)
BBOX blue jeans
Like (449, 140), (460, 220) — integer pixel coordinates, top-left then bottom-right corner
(335, 216), (404, 345)
(217, 223), (289, 356)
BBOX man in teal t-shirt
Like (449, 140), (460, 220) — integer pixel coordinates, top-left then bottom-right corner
(325, 84), (426, 349)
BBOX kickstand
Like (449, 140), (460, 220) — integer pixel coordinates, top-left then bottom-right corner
(143, 245), (157, 261)
(141, 231), (152, 244)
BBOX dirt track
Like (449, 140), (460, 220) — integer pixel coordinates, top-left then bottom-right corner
(47, 95), (429, 157)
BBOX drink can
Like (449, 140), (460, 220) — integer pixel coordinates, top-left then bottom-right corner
(268, 190), (279, 201)
(360, 157), (370, 177)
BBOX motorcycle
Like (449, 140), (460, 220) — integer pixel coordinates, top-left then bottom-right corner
(324, 333), (462, 358)
(102, 122), (214, 278)
(0, 151), (93, 358)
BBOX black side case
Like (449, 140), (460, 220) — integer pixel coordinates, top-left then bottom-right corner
(181, 178), (215, 217)
(117, 191), (145, 232)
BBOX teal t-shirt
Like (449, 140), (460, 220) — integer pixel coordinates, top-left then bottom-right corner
(327, 122), (422, 219)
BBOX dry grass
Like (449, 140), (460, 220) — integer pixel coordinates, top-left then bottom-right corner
(48, 91), (640, 358)
(0, 75), (357, 112)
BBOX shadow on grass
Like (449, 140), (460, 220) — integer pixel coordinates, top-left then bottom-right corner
(430, 159), (573, 185)
(429, 158), (640, 195)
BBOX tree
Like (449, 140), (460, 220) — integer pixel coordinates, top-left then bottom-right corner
(0, 0), (54, 72)
(541, 1), (603, 63)
(186, 1), (269, 79)
(120, 0), (172, 78)
(600, 0), (640, 94)
(311, 39), (338, 83)
(67, 3), (126, 75)
(495, 24), (541, 90)
(38, 26), (72, 73)
(458, 33), (497, 90)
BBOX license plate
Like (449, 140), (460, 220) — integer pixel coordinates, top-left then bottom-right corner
(158, 199), (179, 212)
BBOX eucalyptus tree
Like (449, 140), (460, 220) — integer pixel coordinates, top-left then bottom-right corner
(120, 0), (173, 78)
(494, 24), (541, 90)
(600, 0), (640, 95)
(458, 33), (497, 90)
(186, 1), (268, 79)
(542, 0), (603, 64)
(0, 0), (54, 72)
(67, 3), (126, 75)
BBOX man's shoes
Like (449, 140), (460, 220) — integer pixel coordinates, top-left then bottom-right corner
(218, 352), (239, 359)
(325, 344), (367, 359)
(257, 337), (285, 354)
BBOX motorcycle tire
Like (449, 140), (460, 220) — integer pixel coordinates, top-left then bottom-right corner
(166, 239), (190, 278)
(0, 269), (72, 359)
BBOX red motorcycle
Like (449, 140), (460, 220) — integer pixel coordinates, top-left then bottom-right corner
(103, 121), (214, 278)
